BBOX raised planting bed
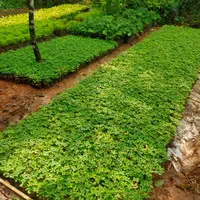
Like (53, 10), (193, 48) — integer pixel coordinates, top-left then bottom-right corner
(1, 26), (200, 199)
(0, 4), (88, 47)
(0, 35), (117, 87)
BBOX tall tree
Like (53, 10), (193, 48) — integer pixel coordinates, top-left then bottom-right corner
(28, 0), (42, 62)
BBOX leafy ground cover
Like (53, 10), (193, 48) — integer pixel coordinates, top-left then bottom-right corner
(0, 26), (200, 199)
(0, 4), (88, 46)
(68, 8), (160, 40)
(0, 35), (117, 87)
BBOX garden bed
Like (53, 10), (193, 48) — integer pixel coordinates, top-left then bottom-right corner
(0, 4), (88, 47)
(0, 35), (117, 88)
(0, 5), (159, 49)
(1, 26), (200, 199)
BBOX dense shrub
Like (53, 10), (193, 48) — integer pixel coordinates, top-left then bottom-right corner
(0, 0), (25, 9)
(175, 0), (200, 26)
(90, 0), (200, 25)
(91, 0), (176, 14)
(68, 8), (160, 40)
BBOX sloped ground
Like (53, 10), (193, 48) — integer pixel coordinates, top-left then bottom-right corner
(1, 27), (200, 199)
(0, 30), (151, 199)
(148, 79), (200, 200)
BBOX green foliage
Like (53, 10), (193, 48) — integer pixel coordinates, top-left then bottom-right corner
(0, 4), (88, 47)
(174, 0), (200, 26)
(91, 0), (176, 15)
(68, 8), (160, 40)
(34, 0), (86, 8)
(0, 0), (85, 9)
(0, 35), (117, 86)
(1, 26), (200, 199)
(0, 0), (25, 10)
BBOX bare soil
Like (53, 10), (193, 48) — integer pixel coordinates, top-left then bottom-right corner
(148, 161), (200, 200)
(0, 8), (28, 18)
(148, 79), (200, 200)
(0, 182), (23, 200)
(1, 28), (200, 200)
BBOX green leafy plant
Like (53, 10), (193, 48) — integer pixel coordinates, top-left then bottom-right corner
(0, 4), (88, 47)
(0, 0), (26, 9)
(0, 26), (200, 199)
(68, 8), (160, 40)
(0, 35), (117, 86)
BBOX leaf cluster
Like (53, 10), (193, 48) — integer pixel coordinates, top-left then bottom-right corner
(0, 35), (117, 86)
(0, 4), (88, 46)
(68, 8), (160, 40)
(0, 0), (25, 10)
(1, 26), (200, 199)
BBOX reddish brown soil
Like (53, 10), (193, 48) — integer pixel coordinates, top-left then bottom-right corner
(0, 8), (28, 18)
(148, 161), (200, 200)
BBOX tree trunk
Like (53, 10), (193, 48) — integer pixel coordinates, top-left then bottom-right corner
(28, 0), (42, 62)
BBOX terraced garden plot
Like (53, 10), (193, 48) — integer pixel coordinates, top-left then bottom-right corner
(0, 35), (117, 87)
(0, 4), (88, 46)
(0, 26), (200, 200)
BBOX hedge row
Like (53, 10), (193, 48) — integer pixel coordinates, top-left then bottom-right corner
(68, 8), (159, 40)
(0, 4), (88, 46)
(1, 26), (200, 199)
(0, 35), (117, 87)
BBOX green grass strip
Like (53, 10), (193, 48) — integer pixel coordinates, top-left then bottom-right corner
(1, 26), (200, 199)
(0, 35), (117, 86)
(0, 4), (88, 46)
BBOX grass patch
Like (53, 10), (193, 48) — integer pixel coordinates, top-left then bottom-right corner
(0, 4), (88, 46)
(0, 26), (200, 199)
(0, 35), (117, 87)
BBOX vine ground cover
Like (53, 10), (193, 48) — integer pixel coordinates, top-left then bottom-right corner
(0, 26), (200, 199)
(0, 35), (117, 87)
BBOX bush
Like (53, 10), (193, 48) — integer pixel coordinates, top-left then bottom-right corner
(175, 0), (200, 26)
(91, 0), (176, 15)
(0, 0), (25, 9)
(68, 8), (160, 40)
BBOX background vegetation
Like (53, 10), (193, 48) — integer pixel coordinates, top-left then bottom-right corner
(0, 0), (199, 26)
